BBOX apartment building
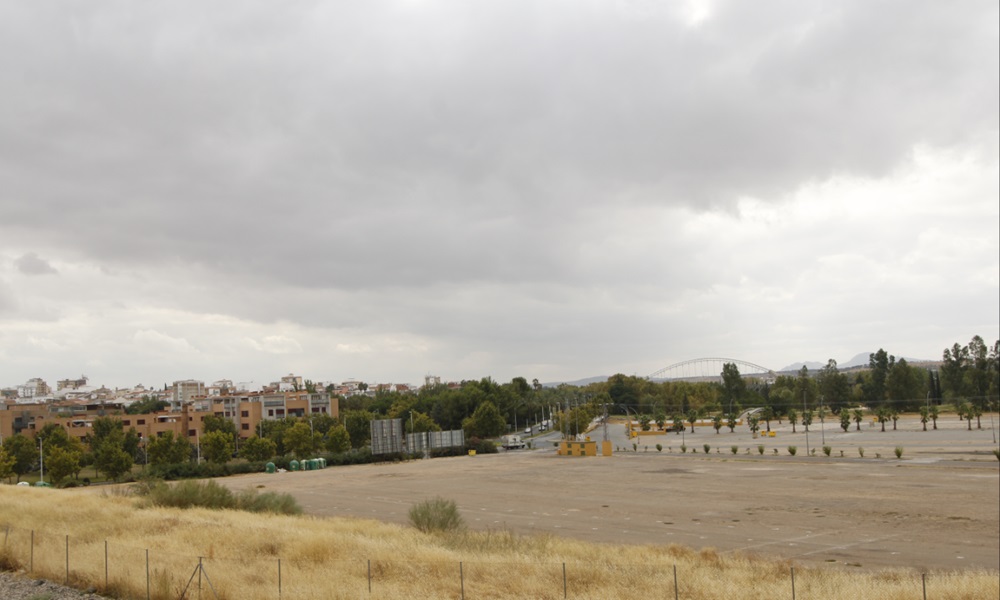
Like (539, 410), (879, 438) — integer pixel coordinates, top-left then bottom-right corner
(1, 391), (337, 445)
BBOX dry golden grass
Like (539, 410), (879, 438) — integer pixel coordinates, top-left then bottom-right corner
(0, 485), (997, 599)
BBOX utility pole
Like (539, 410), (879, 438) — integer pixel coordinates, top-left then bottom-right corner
(38, 437), (45, 484)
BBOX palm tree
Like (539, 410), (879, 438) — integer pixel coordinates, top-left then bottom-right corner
(787, 408), (798, 433)
(919, 406), (929, 431)
(853, 409), (864, 431)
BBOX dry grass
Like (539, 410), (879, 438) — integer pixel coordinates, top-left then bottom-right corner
(0, 485), (997, 600)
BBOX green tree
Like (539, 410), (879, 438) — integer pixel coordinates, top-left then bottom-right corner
(325, 425), (351, 454)
(146, 431), (191, 466)
(919, 406), (929, 431)
(725, 412), (737, 433)
(712, 414), (723, 434)
(941, 342), (969, 398)
(886, 358), (925, 412)
(463, 401), (507, 439)
(686, 409), (700, 434)
(875, 406), (890, 432)
(864, 349), (893, 407)
(817, 359), (850, 413)
(95, 445), (133, 481)
(239, 436), (277, 462)
(801, 409), (813, 432)
(202, 415), (237, 438)
(44, 446), (81, 485)
(125, 396), (169, 415)
(852, 408), (865, 431)
(840, 409), (851, 432)
(787, 408), (798, 433)
(284, 421), (321, 459)
(343, 410), (375, 449)
(0, 446), (16, 482)
(720, 363), (746, 414)
(200, 430), (234, 464)
(929, 405), (939, 430)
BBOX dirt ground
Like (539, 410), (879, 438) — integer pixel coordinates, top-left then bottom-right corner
(221, 415), (999, 572)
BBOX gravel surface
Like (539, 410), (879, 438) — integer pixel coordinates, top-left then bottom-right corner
(0, 572), (110, 599)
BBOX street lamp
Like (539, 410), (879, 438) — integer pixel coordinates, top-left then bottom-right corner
(38, 436), (44, 484)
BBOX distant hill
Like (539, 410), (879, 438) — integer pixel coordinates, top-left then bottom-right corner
(542, 375), (609, 387)
(780, 352), (934, 372)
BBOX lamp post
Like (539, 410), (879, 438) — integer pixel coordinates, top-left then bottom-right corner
(803, 392), (810, 458)
(38, 437), (44, 484)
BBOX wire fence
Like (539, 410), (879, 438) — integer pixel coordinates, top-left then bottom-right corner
(0, 524), (994, 600)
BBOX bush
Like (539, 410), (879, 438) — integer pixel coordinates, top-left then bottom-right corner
(787, 446), (797, 456)
(757, 445), (765, 455)
(409, 497), (465, 534)
(730, 445), (738, 455)
(138, 479), (301, 515)
(858, 447), (865, 458)
(823, 446), (832, 457)
(655, 444), (662, 452)
(680, 444), (687, 453)
(894, 446), (904, 459)
(993, 448), (1000, 461)
(703, 444), (710, 454)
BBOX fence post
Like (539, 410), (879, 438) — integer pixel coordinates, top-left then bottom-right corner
(367, 559), (371, 594)
(65, 534), (69, 585)
(278, 558), (282, 599)
(104, 540), (108, 590)
(145, 549), (150, 600)
(673, 564), (679, 600)
(460, 561), (465, 600)
(563, 562), (567, 599)
(30, 530), (33, 573)
(790, 566), (796, 600)
(922, 573), (927, 600)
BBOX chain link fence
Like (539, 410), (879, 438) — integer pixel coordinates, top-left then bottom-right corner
(1, 524), (993, 600)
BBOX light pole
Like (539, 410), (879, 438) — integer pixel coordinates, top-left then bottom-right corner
(38, 437), (44, 484)
(803, 392), (810, 457)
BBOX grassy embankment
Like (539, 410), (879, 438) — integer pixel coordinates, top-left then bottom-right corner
(0, 485), (997, 600)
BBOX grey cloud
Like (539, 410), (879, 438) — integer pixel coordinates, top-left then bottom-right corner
(14, 252), (58, 275)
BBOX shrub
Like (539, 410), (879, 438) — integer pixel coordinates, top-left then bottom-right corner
(703, 444), (710, 454)
(787, 446), (797, 456)
(680, 444), (687, 453)
(858, 447), (865, 458)
(993, 448), (999, 461)
(757, 445), (765, 455)
(655, 444), (662, 452)
(730, 445), (738, 455)
(894, 446), (903, 459)
(823, 446), (831, 457)
(138, 479), (301, 515)
(409, 497), (465, 534)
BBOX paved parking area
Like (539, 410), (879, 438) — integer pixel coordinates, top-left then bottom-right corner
(222, 416), (999, 571)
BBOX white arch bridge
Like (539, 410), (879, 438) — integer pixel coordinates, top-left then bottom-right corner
(647, 358), (775, 381)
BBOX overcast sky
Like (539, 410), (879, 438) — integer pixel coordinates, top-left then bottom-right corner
(1, 1), (997, 390)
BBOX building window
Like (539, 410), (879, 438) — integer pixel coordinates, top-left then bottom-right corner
(188, 429), (195, 436)
(122, 420), (131, 426)
(137, 419), (145, 425)
(241, 411), (249, 418)
(242, 423), (249, 430)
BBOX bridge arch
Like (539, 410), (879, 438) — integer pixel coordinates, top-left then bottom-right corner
(647, 358), (775, 381)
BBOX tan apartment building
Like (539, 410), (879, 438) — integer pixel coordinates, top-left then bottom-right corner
(1, 391), (337, 446)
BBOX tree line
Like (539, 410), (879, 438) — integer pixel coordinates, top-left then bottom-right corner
(2, 336), (996, 484)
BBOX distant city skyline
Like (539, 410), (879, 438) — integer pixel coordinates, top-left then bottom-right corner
(1, 2), (997, 391)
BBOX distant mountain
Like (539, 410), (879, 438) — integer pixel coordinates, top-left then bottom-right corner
(780, 352), (933, 372)
(542, 375), (609, 387)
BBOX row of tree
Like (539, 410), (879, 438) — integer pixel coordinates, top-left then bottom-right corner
(2, 336), (996, 484)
